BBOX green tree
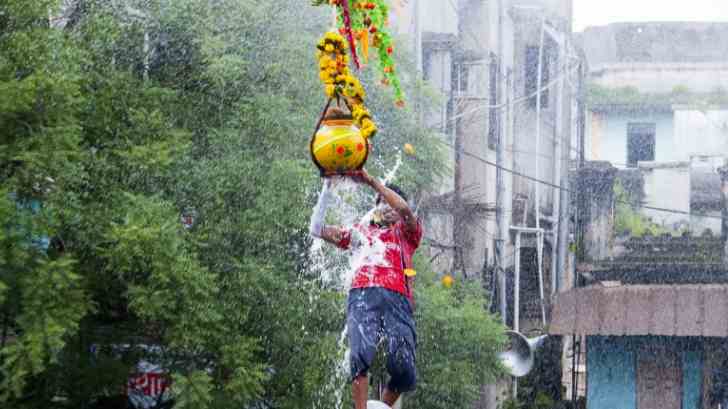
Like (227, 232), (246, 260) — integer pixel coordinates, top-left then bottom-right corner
(0, 0), (502, 408)
(405, 257), (505, 409)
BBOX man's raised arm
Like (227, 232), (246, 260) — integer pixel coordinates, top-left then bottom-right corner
(352, 169), (417, 233)
(309, 180), (347, 246)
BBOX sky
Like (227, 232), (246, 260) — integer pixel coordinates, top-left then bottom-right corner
(573, 0), (728, 32)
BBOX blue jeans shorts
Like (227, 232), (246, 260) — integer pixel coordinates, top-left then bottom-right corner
(347, 287), (417, 393)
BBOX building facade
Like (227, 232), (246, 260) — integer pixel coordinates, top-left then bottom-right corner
(581, 22), (728, 234)
(395, 1), (582, 408)
(551, 22), (728, 409)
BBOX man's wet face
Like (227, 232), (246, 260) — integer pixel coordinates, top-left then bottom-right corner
(376, 201), (400, 224)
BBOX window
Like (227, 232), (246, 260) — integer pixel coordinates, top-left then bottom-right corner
(422, 50), (432, 82)
(452, 62), (469, 95)
(488, 53), (500, 149)
(627, 123), (656, 167)
(525, 45), (551, 109)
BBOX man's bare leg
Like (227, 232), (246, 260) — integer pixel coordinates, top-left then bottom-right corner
(352, 374), (369, 409)
(382, 388), (400, 407)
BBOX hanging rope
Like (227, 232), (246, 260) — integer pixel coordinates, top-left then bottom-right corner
(309, 98), (334, 176)
(340, 0), (361, 70)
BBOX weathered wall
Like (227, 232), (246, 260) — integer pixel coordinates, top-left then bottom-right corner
(674, 108), (728, 158)
(512, 0), (573, 26)
(587, 336), (704, 409)
(640, 162), (691, 229)
(683, 350), (703, 409)
(586, 111), (675, 166)
(511, 9), (561, 214)
(391, 0), (458, 37)
(581, 22), (728, 65)
(581, 23), (728, 94)
(586, 108), (726, 232)
(590, 63), (728, 94)
(587, 337), (636, 409)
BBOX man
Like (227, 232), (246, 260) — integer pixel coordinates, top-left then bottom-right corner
(309, 169), (422, 409)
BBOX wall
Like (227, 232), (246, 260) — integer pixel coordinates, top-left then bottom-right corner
(587, 336), (704, 409)
(640, 162), (691, 229)
(391, 0), (458, 37)
(581, 23), (728, 65)
(587, 109), (726, 232)
(587, 111), (675, 166)
(587, 337), (636, 409)
(590, 63), (728, 94)
(512, 0), (573, 27)
(683, 351), (703, 409)
(674, 108), (728, 158)
(581, 23), (728, 94)
(511, 8), (562, 214)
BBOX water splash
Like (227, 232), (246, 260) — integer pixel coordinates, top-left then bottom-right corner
(307, 161), (402, 409)
(381, 152), (402, 186)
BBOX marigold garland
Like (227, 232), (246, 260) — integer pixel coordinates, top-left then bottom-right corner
(312, 0), (404, 105)
(316, 32), (377, 139)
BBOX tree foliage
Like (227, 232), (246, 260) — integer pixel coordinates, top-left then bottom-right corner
(0, 0), (502, 408)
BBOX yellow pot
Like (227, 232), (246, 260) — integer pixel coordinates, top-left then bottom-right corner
(310, 119), (369, 176)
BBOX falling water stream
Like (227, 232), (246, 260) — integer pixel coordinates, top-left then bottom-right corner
(308, 156), (403, 409)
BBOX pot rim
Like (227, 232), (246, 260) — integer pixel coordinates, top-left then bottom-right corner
(321, 119), (355, 127)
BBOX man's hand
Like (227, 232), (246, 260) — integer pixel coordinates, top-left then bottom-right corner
(346, 169), (374, 186)
(347, 169), (418, 234)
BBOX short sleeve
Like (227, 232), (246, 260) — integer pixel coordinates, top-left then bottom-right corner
(401, 219), (423, 248)
(335, 227), (352, 250)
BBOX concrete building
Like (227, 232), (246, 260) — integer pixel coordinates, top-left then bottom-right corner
(581, 22), (728, 234)
(551, 161), (728, 409)
(549, 22), (728, 409)
(394, 1), (583, 407)
(397, 0), (580, 306)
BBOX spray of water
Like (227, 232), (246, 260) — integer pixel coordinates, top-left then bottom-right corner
(381, 152), (402, 186)
(307, 162), (402, 409)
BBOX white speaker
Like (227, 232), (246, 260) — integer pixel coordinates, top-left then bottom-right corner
(498, 331), (548, 377)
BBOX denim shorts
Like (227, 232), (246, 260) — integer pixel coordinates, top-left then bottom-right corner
(347, 287), (417, 393)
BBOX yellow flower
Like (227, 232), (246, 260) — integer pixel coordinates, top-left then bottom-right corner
(354, 107), (371, 122)
(319, 71), (329, 81)
(325, 84), (336, 97)
(361, 125), (377, 139)
(325, 44), (334, 52)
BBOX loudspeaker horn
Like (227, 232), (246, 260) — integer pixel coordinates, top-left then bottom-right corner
(498, 331), (548, 377)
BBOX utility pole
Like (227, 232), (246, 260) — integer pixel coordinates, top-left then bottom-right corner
(556, 32), (572, 295)
(495, 0), (507, 328)
(414, 0), (422, 72)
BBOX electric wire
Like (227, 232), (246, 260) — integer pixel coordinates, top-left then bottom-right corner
(424, 62), (582, 131)
(431, 138), (725, 221)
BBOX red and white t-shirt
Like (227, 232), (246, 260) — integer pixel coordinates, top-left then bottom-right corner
(336, 219), (423, 298)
